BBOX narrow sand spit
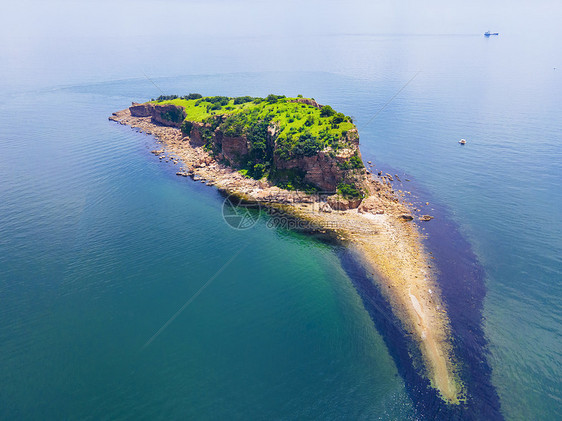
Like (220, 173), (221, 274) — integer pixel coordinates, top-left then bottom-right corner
(110, 109), (463, 403)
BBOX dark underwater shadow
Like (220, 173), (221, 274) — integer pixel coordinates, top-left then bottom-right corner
(337, 176), (503, 420)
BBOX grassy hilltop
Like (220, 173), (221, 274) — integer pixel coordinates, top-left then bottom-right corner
(149, 93), (365, 195)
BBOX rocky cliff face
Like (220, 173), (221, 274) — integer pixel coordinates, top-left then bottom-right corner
(129, 103), (152, 117)
(190, 121), (364, 192)
(187, 122), (205, 146)
(272, 150), (349, 191)
(188, 123), (253, 167)
(219, 134), (250, 166)
(129, 102), (186, 128)
(271, 127), (364, 192)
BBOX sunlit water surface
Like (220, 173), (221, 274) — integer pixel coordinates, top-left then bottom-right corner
(0, 33), (560, 420)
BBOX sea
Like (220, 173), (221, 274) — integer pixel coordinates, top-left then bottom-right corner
(0, 31), (560, 420)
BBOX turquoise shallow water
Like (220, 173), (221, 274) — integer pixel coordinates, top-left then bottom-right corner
(1, 33), (561, 419)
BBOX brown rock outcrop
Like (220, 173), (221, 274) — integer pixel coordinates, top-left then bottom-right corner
(290, 98), (322, 108)
(151, 104), (186, 127)
(327, 195), (362, 211)
(399, 214), (414, 221)
(273, 151), (346, 192)
(188, 122), (206, 146)
(358, 196), (385, 215)
(214, 131), (250, 166)
(129, 102), (152, 117)
(345, 128), (360, 144)
(129, 102), (185, 128)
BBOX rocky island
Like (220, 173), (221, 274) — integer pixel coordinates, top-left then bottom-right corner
(110, 94), (464, 404)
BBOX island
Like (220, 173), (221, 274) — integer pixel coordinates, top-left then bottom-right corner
(110, 93), (464, 404)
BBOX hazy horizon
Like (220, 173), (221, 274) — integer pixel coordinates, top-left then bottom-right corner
(3, 0), (562, 38)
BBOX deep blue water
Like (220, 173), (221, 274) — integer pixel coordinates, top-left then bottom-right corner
(1, 32), (561, 420)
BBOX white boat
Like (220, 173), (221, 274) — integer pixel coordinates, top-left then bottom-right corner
(459, 139), (466, 145)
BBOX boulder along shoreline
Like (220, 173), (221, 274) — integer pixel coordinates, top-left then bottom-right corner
(110, 106), (464, 404)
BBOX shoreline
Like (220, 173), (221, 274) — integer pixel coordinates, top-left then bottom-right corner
(110, 108), (463, 404)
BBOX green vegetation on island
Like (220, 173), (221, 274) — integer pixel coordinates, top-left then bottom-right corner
(149, 94), (365, 196)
